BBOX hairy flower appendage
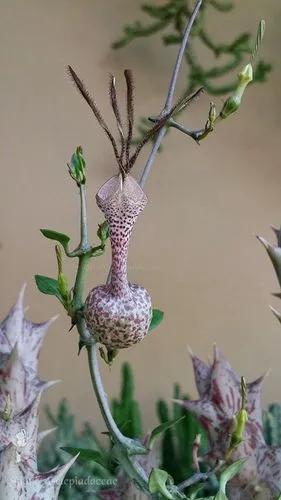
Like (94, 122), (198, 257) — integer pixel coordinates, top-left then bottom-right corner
(176, 346), (281, 499)
(0, 287), (77, 499)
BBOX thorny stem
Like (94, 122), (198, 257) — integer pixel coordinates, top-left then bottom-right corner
(72, 0), (204, 496)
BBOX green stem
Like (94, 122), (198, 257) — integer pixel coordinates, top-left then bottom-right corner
(79, 184), (90, 251)
(73, 253), (90, 312)
(86, 343), (147, 454)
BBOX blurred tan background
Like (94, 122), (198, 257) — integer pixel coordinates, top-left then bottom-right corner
(0, 0), (281, 435)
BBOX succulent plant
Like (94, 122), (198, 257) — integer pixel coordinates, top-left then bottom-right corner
(0, 287), (76, 499)
(176, 347), (281, 499)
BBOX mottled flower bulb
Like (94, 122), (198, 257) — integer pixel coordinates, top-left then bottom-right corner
(85, 174), (152, 349)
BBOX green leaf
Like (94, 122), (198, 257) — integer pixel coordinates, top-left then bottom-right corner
(90, 246), (105, 257)
(148, 416), (185, 449)
(97, 221), (110, 243)
(148, 468), (174, 499)
(35, 275), (60, 298)
(218, 459), (246, 495)
(40, 229), (70, 252)
(61, 447), (108, 469)
(149, 309), (164, 331)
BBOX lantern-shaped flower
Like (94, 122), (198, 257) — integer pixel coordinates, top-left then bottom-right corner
(85, 174), (152, 348)
(68, 66), (192, 350)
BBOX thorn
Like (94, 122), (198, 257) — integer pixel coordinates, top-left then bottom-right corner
(256, 235), (271, 250)
(213, 343), (219, 362)
(171, 398), (185, 406)
(44, 379), (62, 390)
(15, 283), (27, 311)
(270, 305), (281, 324)
(19, 283), (27, 299)
(47, 314), (59, 327)
(271, 225), (281, 246)
(78, 340), (86, 356)
(68, 322), (76, 332)
(38, 427), (57, 446)
(187, 345), (194, 357)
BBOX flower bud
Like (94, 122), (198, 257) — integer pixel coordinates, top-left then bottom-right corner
(67, 146), (86, 186)
(220, 63), (253, 119)
(230, 408), (248, 449)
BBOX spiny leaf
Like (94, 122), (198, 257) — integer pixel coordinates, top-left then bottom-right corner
(148, 416), (185, 449)
(149, 309), (164, 331)
(61, 447), (108, 469)
(40, 229), (70, 252)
